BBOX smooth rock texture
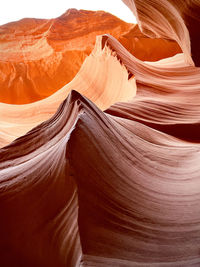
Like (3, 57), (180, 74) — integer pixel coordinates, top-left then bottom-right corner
(0, 37), (136, 147)
(0, 0), (200, 266)
(122, 0), (200, 66)
(0, 9), (180, 104)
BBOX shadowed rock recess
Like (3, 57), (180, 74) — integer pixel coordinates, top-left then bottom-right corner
(0, 0), (200, 266)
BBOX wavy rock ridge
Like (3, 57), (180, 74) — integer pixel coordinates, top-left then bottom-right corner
(122, 0), (200, 66)
(1, 0), (200, 266)
(0, 9), (180, 104)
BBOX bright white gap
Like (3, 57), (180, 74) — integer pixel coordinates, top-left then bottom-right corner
(0, 0), (137, 26)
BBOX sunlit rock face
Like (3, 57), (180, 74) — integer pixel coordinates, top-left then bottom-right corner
(1, 0), (200, 266)
(0, 36), (137, 147)
(119, 24), (181, 61)
(0, 9), (132, 104)
(0, 9), (180, 104)
(122, 0), (200, 66)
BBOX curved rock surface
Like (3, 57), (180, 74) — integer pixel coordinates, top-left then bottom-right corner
(0, 37), (136, 147)
(0, 0), (200, 266)
(0, 9), (180, 104)
(122, 0), (200, 66)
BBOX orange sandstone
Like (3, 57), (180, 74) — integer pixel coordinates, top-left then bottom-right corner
(0, 9), (180, 104)
(1, 0), (200, 266)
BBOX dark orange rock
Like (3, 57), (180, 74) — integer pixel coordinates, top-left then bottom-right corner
(0, 9), (133, 104)
(0, 9), (180, 104)
(119, 25), (181, 61)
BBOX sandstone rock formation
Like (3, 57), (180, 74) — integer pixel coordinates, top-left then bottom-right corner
(119, 24), (181, 62)
(0, 37), (136, 147)
(0, 9), (180, 104)
(122, 0), (200, 66)
(0, 0), (200, 266)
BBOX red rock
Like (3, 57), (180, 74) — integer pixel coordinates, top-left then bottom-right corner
(1, 1), (200, 266)
(119, 24), (181, 61)
(122, 0), (200, 66)
(0, 9), (180, 104)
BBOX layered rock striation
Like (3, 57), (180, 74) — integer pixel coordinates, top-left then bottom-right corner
(0, 9), (180, 104)
(1, 1), (200, 266)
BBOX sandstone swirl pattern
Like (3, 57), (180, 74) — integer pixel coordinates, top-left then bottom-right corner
(0, 0), (200, 266)
(0, 9), (180, 104)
